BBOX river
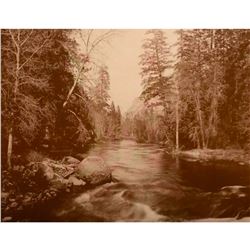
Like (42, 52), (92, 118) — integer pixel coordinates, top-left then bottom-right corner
(39, 140), (250, 221)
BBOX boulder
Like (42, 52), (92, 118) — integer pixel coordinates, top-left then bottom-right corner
(68, 176), (86, 186)
(40, 164), (54, 181)
(77, 156), (112, 185)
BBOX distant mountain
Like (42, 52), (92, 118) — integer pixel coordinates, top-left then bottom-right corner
(126, 97), (145, 116)
(126, 97), (164, 118)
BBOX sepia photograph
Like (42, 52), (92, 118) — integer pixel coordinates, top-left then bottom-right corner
(1, 28), (250, 222)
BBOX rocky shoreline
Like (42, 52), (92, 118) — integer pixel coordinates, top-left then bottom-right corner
(2, 149), (250, 222)
(178, 149), (250, 166)
(1, 156), (112, 222)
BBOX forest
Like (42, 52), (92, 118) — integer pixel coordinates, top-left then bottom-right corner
(2, 29), (249, 168)
(124, 29), (250, 152)
(1, 29), (121, 168)
(1, 29), (250, 222)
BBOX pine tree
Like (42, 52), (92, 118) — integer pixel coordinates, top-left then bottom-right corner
(139, 29), (172, 105)
(175, 29), (250, 149)
(89, 65), (111, 139)
(139, 29), (175, 146)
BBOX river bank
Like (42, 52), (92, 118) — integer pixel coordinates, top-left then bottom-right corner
(2, 140), (250, 222)
(1, 155), (112, 222)
(178, 149), (250, 166)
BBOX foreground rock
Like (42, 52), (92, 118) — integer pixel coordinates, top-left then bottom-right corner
(209, 185), (250, 219)
(39, 157), (86, 189)
(68, 176), (86, 186)
(1, 155), (112, 221)
(77, 156), (112, 185)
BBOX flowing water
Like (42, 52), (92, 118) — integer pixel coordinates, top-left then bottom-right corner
(46, 140), (250, 221)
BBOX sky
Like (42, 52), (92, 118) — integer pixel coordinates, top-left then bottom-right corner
(105, 29), (178, 113)
(104, 30), (146, 113)
(79, 29), (178, 113)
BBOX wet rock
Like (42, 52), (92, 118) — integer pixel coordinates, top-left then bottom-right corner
(10, 202), (18, 208)
(220, 185), (248, 196)
(75, 193), (91, 203)
(77, 156), (112, 185)
(68, 176), (86, 186)
(209, 185), (250, 218)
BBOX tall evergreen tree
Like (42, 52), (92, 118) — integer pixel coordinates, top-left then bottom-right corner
(175, 29), (250, 149)
(139, 29), (172, 105)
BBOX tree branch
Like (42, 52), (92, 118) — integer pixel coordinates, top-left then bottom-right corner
(88, 30), (114, 55)
(67, 109), (82, 123)
(18, 34), (52, 71)
(73, 93), (87, 103)
(20, 30), (33, 47)
(86, 29), (94, 53)
(8, 30), (18, 51)
(63, 64), (85, 108)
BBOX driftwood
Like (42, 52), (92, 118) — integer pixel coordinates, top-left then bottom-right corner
(62, 169), (75, 178)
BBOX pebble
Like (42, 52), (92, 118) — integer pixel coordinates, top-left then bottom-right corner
(1, 192), (9, 199)
(46, 193), (51, 198)
(17, 205), (23, 211)
(24, 197), (32, 203)
(2, 217), (12, 222)
(10, 202), (18, 208)
(37, 193), (43, 200)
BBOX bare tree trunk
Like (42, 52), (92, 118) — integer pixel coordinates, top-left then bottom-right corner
(196, 97), (206, 149)
(175, 84), (180, 151)
(195, 32), (206, 149)
(6, 30), (52, 168)
(7, 128), (13, 168)
(197, 132), (201, 149)
(206, 29), (218, 148)
(193, 88), (206, 149)
(63, 65), (85, 108)
(7, 30), (20, 168)
(197, 102), (206, 148)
